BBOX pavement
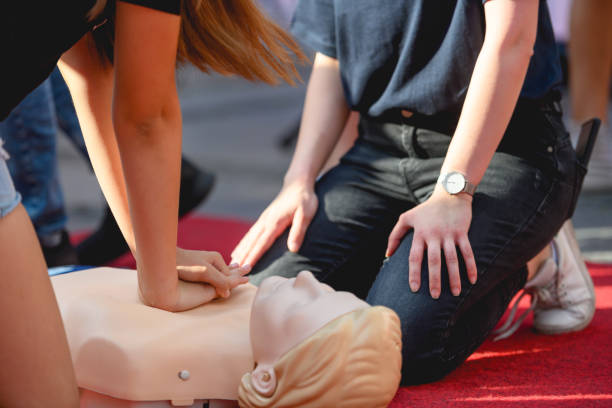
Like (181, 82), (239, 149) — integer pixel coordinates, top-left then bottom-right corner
(58, 65), (612, 263)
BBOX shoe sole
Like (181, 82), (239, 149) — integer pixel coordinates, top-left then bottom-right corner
(534, 220), (596, 335)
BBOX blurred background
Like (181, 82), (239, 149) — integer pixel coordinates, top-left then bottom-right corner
(50, 0), (611, 263)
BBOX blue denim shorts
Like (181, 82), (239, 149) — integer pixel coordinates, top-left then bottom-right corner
(0, 139), (21, 218)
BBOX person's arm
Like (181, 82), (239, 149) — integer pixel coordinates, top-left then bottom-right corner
(60, 4), (246, 311)
(386, 0), (539, 298)
(58, 37), (135, 254)
(232, 52), (350, 266)
(283, 53), (351, 188)
(111, 3), (183, 309)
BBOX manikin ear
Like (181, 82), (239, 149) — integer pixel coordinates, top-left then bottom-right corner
(251, 365), (277, 397)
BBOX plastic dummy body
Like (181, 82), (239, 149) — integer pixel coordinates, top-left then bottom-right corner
(51, 268), (401, 408)
(51, 267), (254, 407)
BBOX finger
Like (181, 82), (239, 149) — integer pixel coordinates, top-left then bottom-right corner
(287, 206), (314, 252)
(229, 263), (251, 275)
(427, 240), (442, 299)
(228, 273), (250, 289)
(240, 212), (291, 267)
(408, 235), (424, 292)
(443, 238), (461, 296)
(224, 266), (252, 291)
(178, 264), (231, 294)
(243, 225), (286, 268)
(231, 221), (265, 265)
(458, 235), (478, 284)
(227, 264), (252, 279)
(209, 252), (230, 275)
(386, 213), (413, 257)
(238, 264), (252, 276)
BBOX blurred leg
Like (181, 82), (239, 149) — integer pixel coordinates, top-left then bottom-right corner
(0, 80), (69, 241)
(568, 0), (612, 191)
(0, 79), (77, 267)
(0, 147), (78, 407)
(0, 206), (79, 407)
(569, 0), (612, 123)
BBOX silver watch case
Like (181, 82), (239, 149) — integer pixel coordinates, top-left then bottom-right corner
(437, 171), (477, 195)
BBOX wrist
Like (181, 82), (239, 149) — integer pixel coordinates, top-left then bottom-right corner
(283, 170), (315, 189)
(138, 283), (178, 310)
(136, 262), (179, 310)
(432, 184), (473, 203)
(437, 170), (477, 196)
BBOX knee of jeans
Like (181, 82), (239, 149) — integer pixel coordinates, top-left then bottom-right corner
(400, 352), (460, 386)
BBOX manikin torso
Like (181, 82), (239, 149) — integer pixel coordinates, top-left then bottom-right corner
(52, 267), (254, 407)
(51, 268), (369, 407)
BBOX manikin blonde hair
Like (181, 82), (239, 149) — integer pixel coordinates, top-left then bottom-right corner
(89, 0), (305, 84)
(238, 306), (402, 408)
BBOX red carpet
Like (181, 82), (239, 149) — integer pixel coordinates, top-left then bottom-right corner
(82, 215), (612, 407)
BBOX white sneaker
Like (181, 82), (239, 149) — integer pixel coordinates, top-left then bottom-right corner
(494, 220), (596, 340)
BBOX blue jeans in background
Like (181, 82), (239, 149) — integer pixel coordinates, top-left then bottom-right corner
(0, 139), (21, 218)
(0, 67), (85, 241)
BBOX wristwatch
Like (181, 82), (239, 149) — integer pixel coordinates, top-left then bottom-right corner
(437, 171), (477, 195)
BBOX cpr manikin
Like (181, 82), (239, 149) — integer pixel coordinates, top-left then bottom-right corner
(239, 271), (402, 408)
(51, 268), (401, 407)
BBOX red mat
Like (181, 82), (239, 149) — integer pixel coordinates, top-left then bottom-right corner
(84, 215), (612, 407)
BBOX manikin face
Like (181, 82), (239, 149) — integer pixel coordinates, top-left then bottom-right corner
(250, 271), (369, 369)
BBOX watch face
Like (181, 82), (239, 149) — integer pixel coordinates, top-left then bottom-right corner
(445, 172), (466, 194)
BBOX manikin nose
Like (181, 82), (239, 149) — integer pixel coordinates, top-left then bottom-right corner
(293, 270), (323, 293)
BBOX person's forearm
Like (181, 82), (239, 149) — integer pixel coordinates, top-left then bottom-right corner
(442, 2), (537, 186)
(59, 46), (136, 253)
(113, 104), (182, 308)
(284, 53), (350, 186)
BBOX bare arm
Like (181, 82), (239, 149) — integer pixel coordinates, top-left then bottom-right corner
(441, 0), (539, 183)
(60, 4), (245, 310)
(284, 52), (351, 185)
(111, 3), (182, 309)
(58, 37), (135, 254)
(232, 52), (350, 266)
(387, 0), (539, 298)
(59, 4), (181, 309)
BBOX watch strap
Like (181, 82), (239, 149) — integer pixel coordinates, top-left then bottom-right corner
(463, 180), (477, 195)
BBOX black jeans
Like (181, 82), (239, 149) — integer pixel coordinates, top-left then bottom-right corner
(249, 98), (580, 385)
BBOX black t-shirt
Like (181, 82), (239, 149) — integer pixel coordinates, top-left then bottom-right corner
(0, 0), (180, 120)
(291, 0), (562, 117)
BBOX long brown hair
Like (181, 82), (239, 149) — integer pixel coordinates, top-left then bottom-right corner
(89, 0), (305, 85)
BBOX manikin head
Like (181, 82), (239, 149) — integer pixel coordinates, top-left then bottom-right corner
(238, 271), (402, 408)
